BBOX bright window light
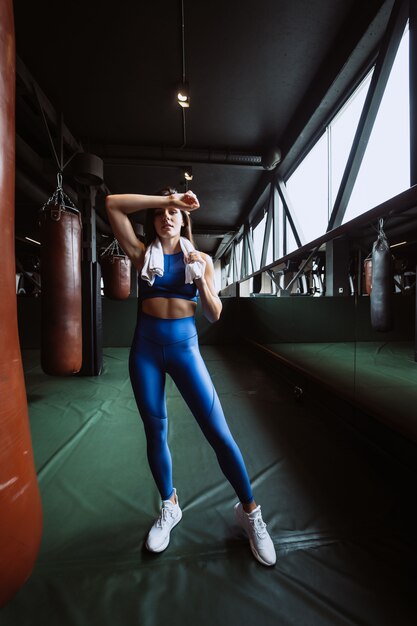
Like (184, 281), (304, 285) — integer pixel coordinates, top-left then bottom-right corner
(283, 23), (410, 241)
(344, 24), (410, 222)
(286, 132), (328, 245)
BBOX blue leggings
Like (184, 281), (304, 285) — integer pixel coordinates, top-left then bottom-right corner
(129, 313), (254, 503)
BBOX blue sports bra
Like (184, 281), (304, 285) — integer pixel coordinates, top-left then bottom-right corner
(138, 252), (198, 303)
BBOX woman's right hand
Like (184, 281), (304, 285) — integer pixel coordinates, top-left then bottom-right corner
(170, 190), (200, 211)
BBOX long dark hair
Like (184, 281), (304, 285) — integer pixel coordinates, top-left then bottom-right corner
(144, 186), (195, 247)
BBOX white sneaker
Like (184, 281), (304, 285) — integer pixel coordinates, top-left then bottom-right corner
(146, 489), (182, 553)
(234, 502), (276, 566)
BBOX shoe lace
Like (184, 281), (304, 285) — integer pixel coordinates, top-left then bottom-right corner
(156, 503), (176, 529)
(250, 514), (267, 539)
(156, 505), (169, 529)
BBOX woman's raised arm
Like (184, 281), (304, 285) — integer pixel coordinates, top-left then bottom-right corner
(105, 191), (200, 269)
(105, 195), (150, 269)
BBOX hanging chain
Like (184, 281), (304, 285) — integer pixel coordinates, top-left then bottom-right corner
(101, 238), (126, 258)
(40, 172), (79, 213)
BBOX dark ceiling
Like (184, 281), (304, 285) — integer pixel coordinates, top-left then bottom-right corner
(13, 0), (395, 256)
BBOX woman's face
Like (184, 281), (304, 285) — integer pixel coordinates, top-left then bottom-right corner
(153, 207), (184, 239)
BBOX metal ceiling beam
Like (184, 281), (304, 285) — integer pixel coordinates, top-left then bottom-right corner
(327, 0), (408, 231)
(16, 134), (45, 174)
(213, 170), (276, 263)
(16, 56), (82, 156)
(240, 170), (276, 220)
(260, 185), (274, 268)
(276, 178), (304, 247)
(16, 135), (78, 203)
(213, 225), (244, 263)
(247, 226), (256, 273)
(90, 144), (264, 169)
(272, 185), (280, 261)
(15, 169), (50, 206)
(16, 57), (111, 200)
(15, 95), (55, 155)
(213, 174), (278, 264)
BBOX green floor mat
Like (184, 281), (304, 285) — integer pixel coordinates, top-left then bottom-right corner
(264, 341), (417, 441)
(1, 346), (416, 625)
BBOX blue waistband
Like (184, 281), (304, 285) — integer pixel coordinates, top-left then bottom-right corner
(135, 312), (197, 346)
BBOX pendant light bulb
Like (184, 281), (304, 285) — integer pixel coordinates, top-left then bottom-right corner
(177, 82), (190, 108)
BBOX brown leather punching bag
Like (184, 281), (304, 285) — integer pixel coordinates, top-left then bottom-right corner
(40, 204), (83, 375)
(0, 1), (43, 606)
(363, 257), (372, 295)
(101, 254), (131, 300)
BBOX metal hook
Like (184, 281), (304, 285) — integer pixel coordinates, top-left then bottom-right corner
(57, 172), (63, 189)
(378, 217), (385, 236)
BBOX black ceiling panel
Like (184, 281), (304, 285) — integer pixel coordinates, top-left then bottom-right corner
(12, 0), (393, 254)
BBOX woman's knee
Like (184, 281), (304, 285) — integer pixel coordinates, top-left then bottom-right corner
(143, 414), (168, 444)
(204, 425), (237, 455)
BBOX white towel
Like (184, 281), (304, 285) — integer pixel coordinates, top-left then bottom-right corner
(140, 237), (164, 286)
(141, 236), (205, 286)
(179, 237), (205, 284)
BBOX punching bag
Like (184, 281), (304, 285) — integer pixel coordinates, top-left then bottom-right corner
(363, 257), (372, 296)
(40, 201), (83, 375)
(101, 254), (131, 299)
(370, 221), (394, 332)
(0, 0), (43, 606)
(100, 239), (131, 300)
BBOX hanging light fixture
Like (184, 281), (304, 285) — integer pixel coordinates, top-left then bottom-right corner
(177, 82), (190, 108)
(180, 166), (193, 191)
(177, 0), (190, 109)
(183, 166), (193, 181)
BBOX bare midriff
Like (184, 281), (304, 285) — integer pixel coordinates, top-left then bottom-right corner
(141, 297), (197, 319)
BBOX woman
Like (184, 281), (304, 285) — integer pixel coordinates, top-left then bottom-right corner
(105, 188), (276, 566)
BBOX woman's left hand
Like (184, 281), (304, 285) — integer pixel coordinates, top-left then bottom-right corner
(185, 250), (206, 271)
(186, 252), (222, 322)
(170, 191), (200, 211)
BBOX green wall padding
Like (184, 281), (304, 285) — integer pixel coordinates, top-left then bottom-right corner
(239, 294), (415, 344)
(101, 297), (240, 346)
(17, 297), (240, 349)
(17, 293), (414, 349)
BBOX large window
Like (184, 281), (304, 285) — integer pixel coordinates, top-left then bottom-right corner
(253, 212), (273, 269)
(285, 75), (372, 248)
(286, 132), (328, 249)
(344, 24), (410, 222)
(330, 72), (372, 209)
(223, 20), (411, 288)
(284, 23), (409, 240)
